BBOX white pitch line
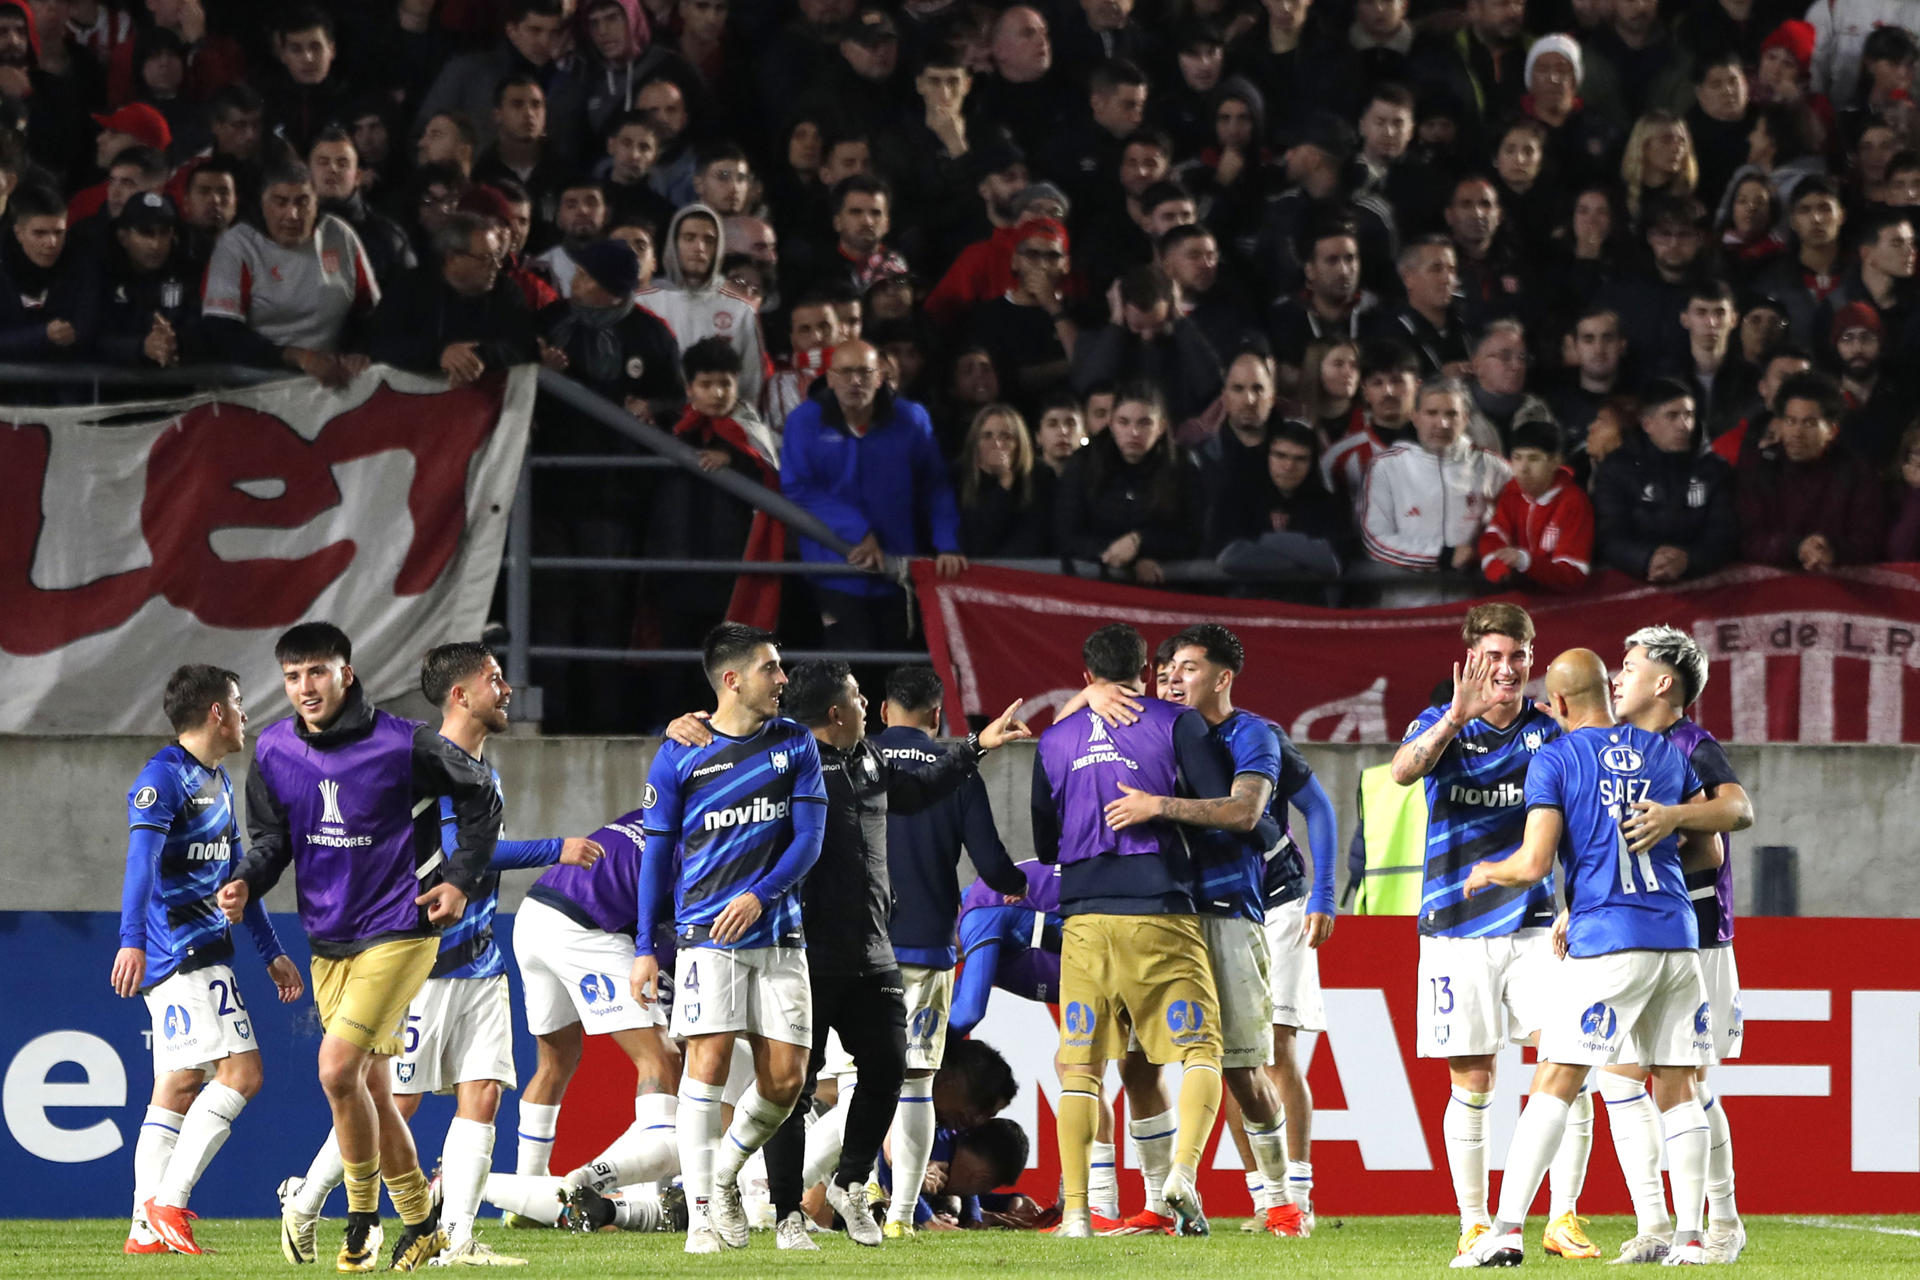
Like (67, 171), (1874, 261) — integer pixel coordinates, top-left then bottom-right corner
(1787, 1217), (1920, 1239)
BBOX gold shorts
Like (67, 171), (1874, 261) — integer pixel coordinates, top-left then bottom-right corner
(310, 937), (441, 1055)
(1057, 913), (1222, 1066)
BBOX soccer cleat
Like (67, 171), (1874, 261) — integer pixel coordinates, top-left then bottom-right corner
(1054, 1209), (1094, 1239)
(563, 1185), (617, 1234)
(661, 1184), (690, 1234)
(1266, 1202), (1314, 1238)
(143, 1199), (204, 1255)
(1451, 1226), (1524, 1268)
(776, 1212), (821, 1251)
(708, 1175), (750, 1249)
(684, 1227), (723, 1255)
(1544, 1212), (1602, 1259)
(1660, 1241), (1707, 1267)
(280, 1176), (321, 1264)
(388, 1221), (448, 1272)
(126, 1214), (169, 1255)
(825, 1178), (883, 1246)
(1702, 1222), (1746, 1264)
(1608, 1234), (1673, 1265)
(1458, 1223), (1493, 1255)
(1162, 1170), (1209, 1237)
(1101, 1208), (1175, 1236)
(1089, 1210), (1122, 1232)
(428, 1238), (527, 1267)
(883, 1220), (915, 1240)
(337, 1212), (384, 1274)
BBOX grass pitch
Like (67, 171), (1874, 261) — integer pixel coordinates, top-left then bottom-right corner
(8, 1216), (1918, 1280)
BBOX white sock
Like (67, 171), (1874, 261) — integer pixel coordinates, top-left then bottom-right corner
(1493, 1093), (1572, 1231)
(1548, 1089), (1594, 1218)
(294, 1130), (345, 1216)
(715, 1084), (794, 1184)
(613, 1185), (663, 1231)
(1443, 1088), (1492, 1231)
(480, 1173), (566, 1225)
(439, 1117), (494, 1247)
(1128, 1108), (1176, 1216)
(1286, 1159), (1314, 1212)
(1089, 1140), (1119, 1219)
(886, 1077), (937, 1225)
(156, 1082), (247, 1208)
(678, 1079), (725, 1230)
(1244, 1170), (1266, 1215)
(1662, 1099), (1711, 1240)
(1244, 1117), (1288, 1208)
(1699, 1084), (1738, 1225)
(802, 1088), (851, 1189)
(1597, 1071), (1671, 1236)
(515, 1101), (561, 1177)
(570, 1093), (679, 1192)
(134, 1106), (184, 1219)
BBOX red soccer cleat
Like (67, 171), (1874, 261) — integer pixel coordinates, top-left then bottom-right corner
(1265, 1202), (1314, 1238)
(1101, 1208), (1175, 1236)
(1091, 1211), (1124, 1232)
(143, 1198), (205, 1255)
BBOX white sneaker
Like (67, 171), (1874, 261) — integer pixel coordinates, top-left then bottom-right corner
(1610, 1234), (1674, 1264)
(776, 1212), (820, 1251)
(1451, 1227), (1524, 1268)
(277, 1175), (320, 1264)
(430, 1238), (527, 1267)
(708, 1176), (749, 1249)
(1662, 1241), (1707, 1266)
(1703, 1222), (1746, 1264)
(684, 1227), (723, 1255)
(1161, 1169), (1209, 1237)
(1054, 1209), (1094, 1239)
(825, 1179), (883, 1247)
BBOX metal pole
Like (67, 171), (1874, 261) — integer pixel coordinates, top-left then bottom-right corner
(506, 456), (532, 692)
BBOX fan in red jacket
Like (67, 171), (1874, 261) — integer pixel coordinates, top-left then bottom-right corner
(1478, 422), (1594, 592)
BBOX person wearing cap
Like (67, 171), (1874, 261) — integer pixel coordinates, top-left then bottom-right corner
(1521, 34), (1617, 193)
(1736, 290), (1790, 366)
(96, 192), (202, 369)
(1256, 110), (1396, 304)
(367, 208), (541, 383)
(824, 6), (913, 129)
(968, 215), (1077, 408)
(1737, 368), (1885, 569)
(1827, 301), (1888, 414)
(1592, 377), (1739, 583)
(921, 156), (1057, 333)
(66, 103), (171, 219)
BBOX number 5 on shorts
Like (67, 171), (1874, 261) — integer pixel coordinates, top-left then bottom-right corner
(404, 1014), (422, 1055)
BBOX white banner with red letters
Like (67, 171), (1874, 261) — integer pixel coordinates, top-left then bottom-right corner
(0, 366), (534, 734)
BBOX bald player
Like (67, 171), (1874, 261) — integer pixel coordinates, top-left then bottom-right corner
(1454, 651), (1722, 1269)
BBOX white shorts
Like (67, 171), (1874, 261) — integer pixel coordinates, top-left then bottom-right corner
(1262, 899), (1327, 1033)
(146, 964), (256, 1075)
(669, 944), (811, 1049)
(1416, 929), (1555, 1058)
(1202, 916), (1274, 1068)
(394, 974), (517, 1094)
(1539, 949), (1713, 1069)
(900, 965), (954, 1072)
(513, 898), (662, 1037)
(1702, 946), (1742, 1063)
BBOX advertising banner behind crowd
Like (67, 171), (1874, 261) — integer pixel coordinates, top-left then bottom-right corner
(3, 915), (1913, 1219)
(914, 563), (1920, 743)
(0, 367), (534, 734)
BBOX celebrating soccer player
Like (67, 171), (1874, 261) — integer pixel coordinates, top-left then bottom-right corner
(218, 623), (502, 1272)
(114, 664), (304, 1256)
(1454, 650), (1721, 1268)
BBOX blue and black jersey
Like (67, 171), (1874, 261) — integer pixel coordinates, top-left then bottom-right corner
(431, 757), (563, 980)
(122, 743), (283, 987)
(1191, 710), (1282, 923)
(1405, 703), (1561, 938)
(638, 717), (828, 952)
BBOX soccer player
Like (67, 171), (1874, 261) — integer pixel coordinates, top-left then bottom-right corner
(1455, 649), (1720, 1268)
(1390, 604), (1596, 1260)
(218, 622), (502, 1273)
(629, 623), (827, 1255)
(873, 665), (1030, 1239)
(113, 664), (303, 1256)
(1036, 623), (1237, 1239)
(949, 860), (1063, 1039)
(278, 642), (603, 1266)
(1593, 626), (1754, 1264)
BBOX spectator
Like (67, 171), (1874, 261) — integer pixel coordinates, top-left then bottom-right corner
(1592, 378), (1740, 582)
(533, 177), (611, 295)
(1588, 0), (1692, 122)
(1544, 306), (1628, 464)
(175, 156), (238, 273)
(602, 113), (675, 237)
(1228, 0), (1359, 133)
(1160, 222), (1255, 368)
(641, 202), (769, 404)
(0, 180), (95, 360)
(70, 105), (170, 220)
(809, 174), (909, 295)
(1595, 195), (1712, 372)
(1257, 110), (1395, 303)
(258, 6), (355, 155)
(1323, 337), (1421, 508)
(1365, 235), (1470, 377)
(1465, 317), (1554, 452)
(1360, 376), (1511, 586)
(1489, 118), (1554, 265)
(1196, 348), (1283, 535)
(1737, 290), (1791, 366)
(1213, 418), (1348, 582)
(95, 191), (201, 368)
(309, 127), (415, 287)
(414, 0), (586, 167)
(1686, 51), (1754, 207)
(1406, 0), (1530, 148)
(1716, 173), (1787, 284)
(1040, 55), (1151, 215)
(1727, 100), (1826, 218)
(550, 237), (685, 422)
(970, 6), (1077, 159)
(967, 215), (1075, 408)
(1807, 0), (1910, 106)
(1033, 394), (1087, 475)
(67, 144), (168, 247)
(1825, 303), (1903, 465)
(763, 289), (838, 446)
(366, 211), (539, 384)
(871, 45), (976, 262)
(1299, 337), (1363, 442)
(783, 338), (966, 648)
(473, 74), (565, 227)
(921, 148), (1048, 332)
(1621, 109), (1698, 223)
(463, 179), (563, 315)
(1069, 262), (1221, 422)
(688, 140), (753, 219)
(954, 403), (1053, 557)
(1814, 205), (1916, 345)
(1446, 173), (1527, 329)
(1357, 82), (1432, 230)
(416, 110), (478, 178)
(1666, 278), (1758, 442)
(1159, 21), (1231, 162)
(1738, 369), (1885, 569)
(1052, 377), (1196, 582)
(1268, 216), (1375, 393)
(2, 0), (93, 185)
(1710, 343), (1813, 467)
(128, 27), (207, 162)
(104, 0), (246, 111)
(577, 0), (670, 140)
(201, 159), (378, 386)
(1477, 421), (1595, 592)
(1753, 174), (1846, 344)
(1883, 424), (1920, 561)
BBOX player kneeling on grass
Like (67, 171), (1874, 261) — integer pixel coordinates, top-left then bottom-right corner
(1454, 650), (1721, 1269)
(115, 664), (305, 1255)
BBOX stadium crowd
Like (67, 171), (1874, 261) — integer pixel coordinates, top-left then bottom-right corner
(9, 0), (1920, 631)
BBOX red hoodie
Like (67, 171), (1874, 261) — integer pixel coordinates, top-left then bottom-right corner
(1477, 465), (1594, 592)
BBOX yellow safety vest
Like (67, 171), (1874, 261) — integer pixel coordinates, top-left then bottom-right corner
(1352, 764), (1427, 916)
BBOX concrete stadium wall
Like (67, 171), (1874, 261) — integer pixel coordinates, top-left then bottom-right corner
(6, 733), (1915, 918)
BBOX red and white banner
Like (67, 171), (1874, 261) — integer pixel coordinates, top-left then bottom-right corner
(0, 367), (534, 734)
(549, 918), (1920, 1216)
(914, 563), (1920, 744)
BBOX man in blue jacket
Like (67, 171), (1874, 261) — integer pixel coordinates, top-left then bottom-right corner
(781, 339), (967, 650)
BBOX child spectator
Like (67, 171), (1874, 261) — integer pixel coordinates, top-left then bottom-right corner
(1478, 421), (1595, 592)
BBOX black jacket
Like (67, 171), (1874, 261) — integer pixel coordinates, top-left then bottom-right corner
(364, 267), (540, 376)
(1592, 433), (1740, 578)
(801, 735), (983, 977)
(96, 248), (204, 367)
(1053, 435), (1200, 563)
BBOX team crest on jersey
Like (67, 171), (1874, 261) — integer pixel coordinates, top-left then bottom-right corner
(396, 1062), (415, 1083)
(319, 778), (345, 824)
(713, 311), (733, 332)
(134, 786), (158, 809)
(1600, 745), (1645, 773)
(235, 1019), (250, 1040)
(1524, 731), (1544, 751)
(321, 250), (341, 275)
(771, 750), (789, 773)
